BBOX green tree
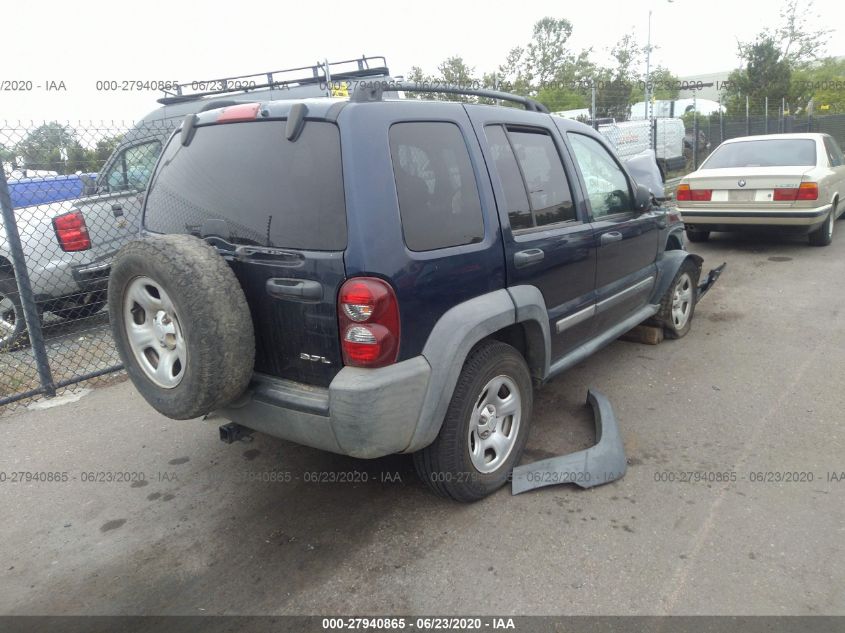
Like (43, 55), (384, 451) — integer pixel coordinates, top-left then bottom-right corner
(525, 17), (575, 88)
(632, 66), (681, 103)
(725, 37), (791, 114)
(15, 122), (86, 174)
(789, 57), (845, 114)
(90, 134), (124, 170)
(774, 0), (832, 66)
(496, 46), (532, 96)
(0, 143), (16, 170)
(594, 34), (644, 120)
(437, 56), (478, 102)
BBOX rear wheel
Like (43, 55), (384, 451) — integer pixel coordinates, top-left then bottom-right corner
(413, 340), (532, 502)
(685, 228), (710, 243)
(809, 206), (834, 247)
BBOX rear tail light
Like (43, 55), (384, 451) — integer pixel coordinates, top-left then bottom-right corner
(338, 277), (400, 368)
(797, 182), (819, 201)
(675, 184), (710, 201)
(52, 210), (91, 251)
(774, 183), (818, 201)
(773, 188), (798, 201)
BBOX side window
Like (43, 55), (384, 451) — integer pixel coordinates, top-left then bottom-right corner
(506, 128), (577, 227)
(484, 125), (532, 230)
(389, 122), (484, 251)
(824, 137), (844, 167)
(831, 138), (845, 166)
(104, 141), (161, 192)
(568, 133), (632, 219)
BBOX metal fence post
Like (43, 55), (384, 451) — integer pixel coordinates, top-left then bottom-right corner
(764, 96), (769, 134)
(0, 169), (56, 398)
(692, 110), (699, 171)
(745, 95), (750, 136)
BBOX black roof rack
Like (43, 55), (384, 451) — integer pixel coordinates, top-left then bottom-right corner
(158, 55), (389, 105)
(350, 81), (550, 113)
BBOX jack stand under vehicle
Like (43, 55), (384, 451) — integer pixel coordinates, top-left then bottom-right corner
(511, 389), (627, 495)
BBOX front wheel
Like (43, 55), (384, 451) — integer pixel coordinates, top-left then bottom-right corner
(657, 259), (700, 339)
(413, 340), (533, 502)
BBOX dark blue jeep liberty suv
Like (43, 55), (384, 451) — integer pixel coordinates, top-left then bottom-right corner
(109, 82), (707, 501)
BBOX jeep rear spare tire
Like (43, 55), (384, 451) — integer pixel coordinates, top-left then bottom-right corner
(108, 235), (255, 419)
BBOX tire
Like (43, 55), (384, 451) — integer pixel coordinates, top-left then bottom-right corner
(685, 229), (710, 243)
(413, 340), (533, 502)
(809, 206), (834, 247)
(108, 235), (255, 419)
(0, 271), (26, 351)
(656, 259), (700, 340)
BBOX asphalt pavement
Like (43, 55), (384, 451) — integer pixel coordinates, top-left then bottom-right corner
(1, 227), (844, 616)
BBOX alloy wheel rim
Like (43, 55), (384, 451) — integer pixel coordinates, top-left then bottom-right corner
(671, 273), (693, 330)
(467, 375), (522, 474)
(123, 276), (186, 389)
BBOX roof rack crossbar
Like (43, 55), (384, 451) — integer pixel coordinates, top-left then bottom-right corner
(160, 55), (388, 102)
(350, 81), (549, 113)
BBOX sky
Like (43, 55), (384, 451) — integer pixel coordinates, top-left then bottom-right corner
(3, 0), (843, 123)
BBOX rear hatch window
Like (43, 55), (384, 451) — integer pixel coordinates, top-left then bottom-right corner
(144, 119), (348, 387)
(145, 120), (346, 250)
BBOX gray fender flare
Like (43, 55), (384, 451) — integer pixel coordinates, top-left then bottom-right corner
(404, 287), (550, 453)
(649, 250), (703, 305)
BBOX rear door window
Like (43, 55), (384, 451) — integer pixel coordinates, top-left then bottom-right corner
(484, 125), (578, 230)
(145, 120), (346, 251)
(506, 128), (577, 228)
(389, 122), (484, 251)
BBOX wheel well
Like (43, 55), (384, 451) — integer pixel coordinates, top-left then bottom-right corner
(666, 234), (683, 250)
(485, 321), (545, 382)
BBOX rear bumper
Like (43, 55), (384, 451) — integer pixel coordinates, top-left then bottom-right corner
(680, 204), (831, 228)
(215, 356), (431, 459)
(71, 258), (112, 292)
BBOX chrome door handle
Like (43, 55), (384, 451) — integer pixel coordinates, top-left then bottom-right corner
(514, 248), (545, 268)
(600, 231), (623, 246)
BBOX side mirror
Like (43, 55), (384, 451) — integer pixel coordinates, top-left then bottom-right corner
(634, 183), (652, 213)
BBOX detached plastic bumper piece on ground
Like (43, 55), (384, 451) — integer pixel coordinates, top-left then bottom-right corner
(697, 263), (726, 302)
(511, 389), (627, 495)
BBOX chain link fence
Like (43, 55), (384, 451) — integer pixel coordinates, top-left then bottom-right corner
(682, 112), (845, 173)
(0, 120), (176, 412)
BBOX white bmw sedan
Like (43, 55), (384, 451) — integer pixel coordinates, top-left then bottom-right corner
(676, 133), (845, 246)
